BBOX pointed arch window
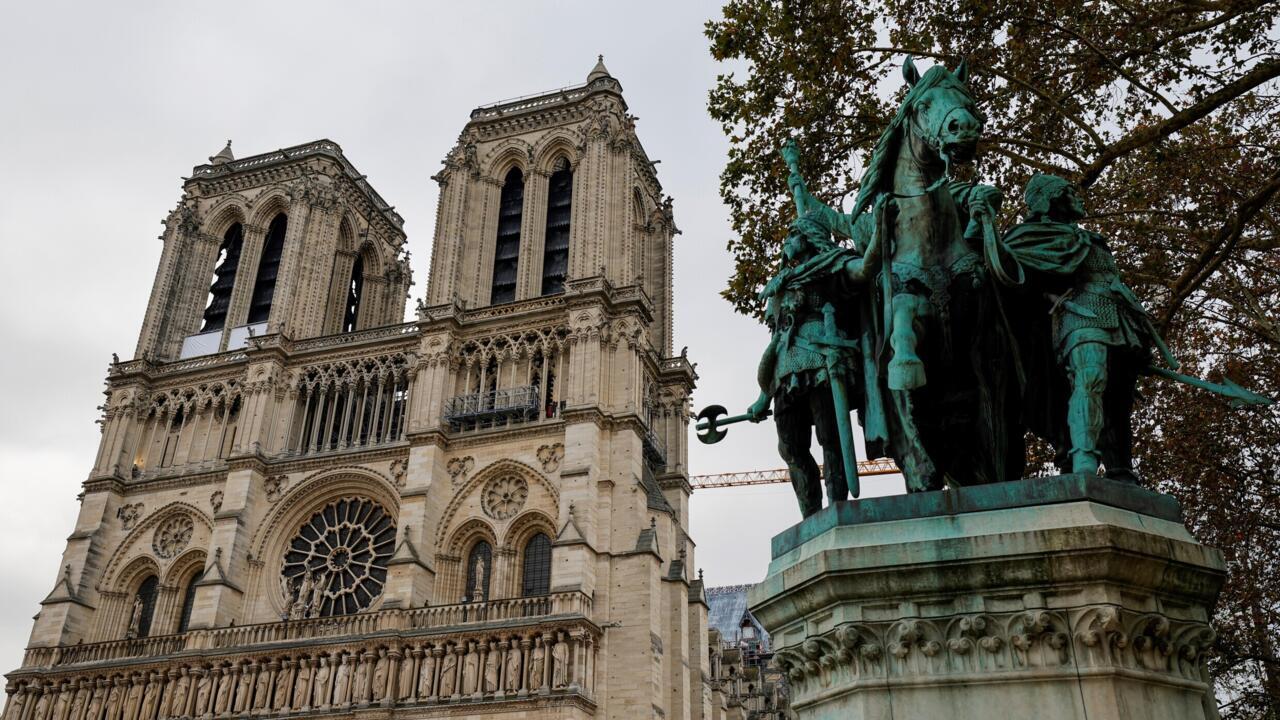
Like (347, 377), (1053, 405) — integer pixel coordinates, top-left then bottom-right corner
(491, 168), (524, 305)
(248, 213), (287, 324)
(200, 224), (244, 332)
(343, 255), (364, 333)
(521, 533), (552, 597)
(133, 575), (159, 638)
(465, 540), (492, 603)
(177, 571), (200, 633)
(541, 161), (572, 295)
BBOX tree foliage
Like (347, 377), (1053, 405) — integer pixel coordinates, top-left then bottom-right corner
(706, 1), (1280, 715)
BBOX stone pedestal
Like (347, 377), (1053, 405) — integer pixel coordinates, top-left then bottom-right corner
(748, 475), (1225, 720)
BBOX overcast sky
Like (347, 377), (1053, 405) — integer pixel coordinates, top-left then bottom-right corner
(0, 1), (905, 673)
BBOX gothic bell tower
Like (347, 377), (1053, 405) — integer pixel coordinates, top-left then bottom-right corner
(135, 140), (412, 361)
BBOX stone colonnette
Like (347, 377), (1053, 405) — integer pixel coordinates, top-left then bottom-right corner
(748, 476), (1224, 720)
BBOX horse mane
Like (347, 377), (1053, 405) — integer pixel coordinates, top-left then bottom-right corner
(851, 65), (968, 217)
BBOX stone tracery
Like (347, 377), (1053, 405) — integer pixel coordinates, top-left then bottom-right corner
(281, 497), (395, 618)
(151, 515), (193, 559)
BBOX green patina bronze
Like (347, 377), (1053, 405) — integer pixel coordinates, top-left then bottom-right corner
(697, 56), (1271, 519)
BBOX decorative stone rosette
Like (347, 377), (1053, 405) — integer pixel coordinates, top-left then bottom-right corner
(481, 476), (528, 520)
(152, 514), (194, 559)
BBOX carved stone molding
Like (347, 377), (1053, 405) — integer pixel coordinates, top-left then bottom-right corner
(777, 604), (1215, 689)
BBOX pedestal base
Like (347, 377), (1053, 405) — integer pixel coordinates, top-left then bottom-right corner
(748, 475), (1225, 720)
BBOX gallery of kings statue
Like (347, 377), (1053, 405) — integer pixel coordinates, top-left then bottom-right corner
(696, 57), (1272, 720)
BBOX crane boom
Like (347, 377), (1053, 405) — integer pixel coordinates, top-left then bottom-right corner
(690, 458), (899, 489)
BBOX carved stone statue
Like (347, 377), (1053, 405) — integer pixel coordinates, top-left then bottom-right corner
(252, 664), (271, 711)
(123, 676), (142, 720)
(68, 681), (88, 720)
(52, 683), (71, 720)
(138, 675), (159, 720)
(551, 633), (569, 689)
(294, 573), (315, 619)
(438, 649), (458, 698)
(483, 641), (500, 693)
(5, 686), (28, 720)
(126, 596), (144, 640)
(162, 671), (185, 712)
(370, 649), (388, 702)
(311, 657), (330, 710)
(271, 662), (292, 711)
(332, 656), (351, 707)
(348, 653), (366, 705)
(503, 641), (522, 693)
(473, 556), (487, 603)
(307, 571), (327, 619)
(193, 669), (213, 718)
(528, 639), (545, 692)
(211, 669), (230, 717)
(419, 650), (439, 700)
(396, 649), (414, 701)
(33, 685), (52, 720)
(461, 642), (478, 695)
(292, 659), (311, 711)
(86, 682), (106, 720)
(232, 666), (252, 714)
(103, 679), (123, 720)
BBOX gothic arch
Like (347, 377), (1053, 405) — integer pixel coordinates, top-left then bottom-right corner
(500, 509), (556, 552)
(99, 502), (213, 590)
(251, 468), (401, 561)
(444, 517), (497, 558)
(480, 138), (534, 181)
(111, 555), (161, 595)
(532, 131), (581, 172)
(434, 458), (558, 549)
(204, 196), (250, 238)
(247, 190), (292, 230)
(162, 547), (208, 587)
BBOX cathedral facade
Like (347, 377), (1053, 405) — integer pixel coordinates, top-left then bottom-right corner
(5, 59), (711, 720)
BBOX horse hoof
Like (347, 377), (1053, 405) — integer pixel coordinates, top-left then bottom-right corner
(888, 359), (926, 390)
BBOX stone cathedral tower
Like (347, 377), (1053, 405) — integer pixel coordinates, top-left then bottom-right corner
(5, 59), (711, 720)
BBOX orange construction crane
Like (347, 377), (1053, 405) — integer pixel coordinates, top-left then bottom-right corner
(690, 458), (900, 489)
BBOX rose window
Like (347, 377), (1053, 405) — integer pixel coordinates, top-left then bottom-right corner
(152, 514), (194, 559)
(482, 475), (528, 520)
(281, 497), (395, 617)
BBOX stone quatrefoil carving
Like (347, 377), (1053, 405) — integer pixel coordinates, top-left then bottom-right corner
(152, 514), (194, 559)
(264, 475), (289, 503)
(446, 456), (475, 485)
(537, 443), (564, 474)
(481, 476), (528, 521)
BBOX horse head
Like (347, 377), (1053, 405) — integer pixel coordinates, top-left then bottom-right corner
(901, 56), (982, 169)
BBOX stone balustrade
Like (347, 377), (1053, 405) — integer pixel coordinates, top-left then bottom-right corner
(20, 593), (590, 671)
(7, 596), (597, 720)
